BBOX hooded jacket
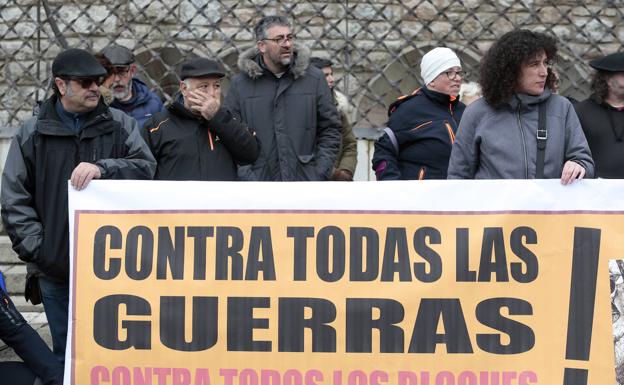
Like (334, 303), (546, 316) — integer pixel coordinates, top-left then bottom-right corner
(111, 78), (164, 127)
(373, 86), (465, 180)
(1, 95), (156, 282)
(448, 90), (594, 179)
(333, 90), (358, 177)
(142, 94), (260, 180)
(223, 44), (341, 181)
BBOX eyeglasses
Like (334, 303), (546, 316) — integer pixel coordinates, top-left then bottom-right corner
(263, 34), (295, 45)
(63, 76), (104, 88)
(445, 70), (463, 80)
(112, 67), (130, 78)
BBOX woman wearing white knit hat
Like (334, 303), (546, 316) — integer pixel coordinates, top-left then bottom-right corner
(373, 47), (466, 180)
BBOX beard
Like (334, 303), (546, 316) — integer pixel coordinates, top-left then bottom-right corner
(112, 81), (132, 101)
(280, 55), (291, 66)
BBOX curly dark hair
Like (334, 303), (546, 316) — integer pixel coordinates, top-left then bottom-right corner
(479, 29), (558, 108)
(590, 71), (610, 103)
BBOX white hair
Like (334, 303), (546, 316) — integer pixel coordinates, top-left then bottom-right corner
(459, 81), (482, 100)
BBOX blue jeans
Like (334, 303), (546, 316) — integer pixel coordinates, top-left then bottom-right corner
(38, 277), (69, 363)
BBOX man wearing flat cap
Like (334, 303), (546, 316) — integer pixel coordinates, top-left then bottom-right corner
(142, 57), (260, 180)
(0, 48), (156, 362)
(101, 44), (164, 126)
(575, 52), (624, 178)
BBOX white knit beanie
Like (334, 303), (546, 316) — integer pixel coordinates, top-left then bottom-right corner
(420, 47), (461, 85)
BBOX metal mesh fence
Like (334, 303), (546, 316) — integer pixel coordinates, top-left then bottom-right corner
(1, 0), (623, 132)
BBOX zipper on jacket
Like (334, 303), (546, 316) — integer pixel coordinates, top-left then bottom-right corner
(516, 106), (529, 179)
(411, 121), (432, 131)
(449, 103), (458, 125)
(0, 292), (19, 325)
(444, 121), (456, 143)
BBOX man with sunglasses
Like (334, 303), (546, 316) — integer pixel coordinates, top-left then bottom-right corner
(1, 48), (156, 363)
(224, 15), (341, 181)
(101, 44), (164, 126)
(373, 47), (466, 180)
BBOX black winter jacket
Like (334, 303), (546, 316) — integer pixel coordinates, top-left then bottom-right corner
(372, 87), (465, 180)
(142, 95), (260, 180)
(223, 45), (341, 181)
(1, 95), (156, 282)
(575, 96), (624, 178)
(0, 287), (63, 384)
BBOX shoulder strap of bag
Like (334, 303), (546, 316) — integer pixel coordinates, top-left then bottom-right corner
(536, 99), (549, 179)
(383, 126), (399, 155)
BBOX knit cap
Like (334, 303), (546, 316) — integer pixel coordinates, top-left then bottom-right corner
(420, 47), (461, 85)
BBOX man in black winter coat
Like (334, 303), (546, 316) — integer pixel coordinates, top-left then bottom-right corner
(142, 58), (260, 180)
(575, 52), (624, 178)
(223, 15), (341, 181)
(1, 48), (156, 362)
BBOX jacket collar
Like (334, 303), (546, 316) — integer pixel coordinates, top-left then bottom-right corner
(422, 86), (461, 107)
(111, 78), (151, 107)
(237, 43), (311, 80)
(507, 89), (552, 110)
(37, 94), (114, 136)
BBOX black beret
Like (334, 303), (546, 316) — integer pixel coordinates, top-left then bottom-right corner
(52, 48), (107, 78)
(310, 57), (333, 69)
(589, 52), (624, 72)
(180, 58), (225, 80)
(101, 44), (135, 66)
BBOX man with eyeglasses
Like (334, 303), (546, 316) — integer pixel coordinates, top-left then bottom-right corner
(1, 48), (156, 362)
(101, 44), (164, 126)
(373, 47), (466, 180)
(224, 15), (341, 181)
(143, 57), (260, 180)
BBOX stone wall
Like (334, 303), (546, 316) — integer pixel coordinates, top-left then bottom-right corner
(1, 0), (623, 130)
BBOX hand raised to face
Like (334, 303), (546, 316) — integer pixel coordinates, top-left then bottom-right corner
(186, 88), (221, 121)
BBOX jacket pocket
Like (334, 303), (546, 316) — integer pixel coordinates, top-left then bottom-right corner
(411, 121), (433, 131)
(297, 154), (318, 181)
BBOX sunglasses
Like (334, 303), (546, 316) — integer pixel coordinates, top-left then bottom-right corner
(63, 76), (105, 88)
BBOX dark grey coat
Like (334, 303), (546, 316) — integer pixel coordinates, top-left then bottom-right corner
(448, 90), (594, 179)
(223, 44), (341, 181)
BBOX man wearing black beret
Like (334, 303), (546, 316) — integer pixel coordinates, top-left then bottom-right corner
(575, 52), (624, 178)
(0, 48), (156, 362)
(101, 44), (164, 127)
(142, 57), (260, 180)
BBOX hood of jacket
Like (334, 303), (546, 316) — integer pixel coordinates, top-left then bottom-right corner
(506, 89), (552, 111)
(237, 43), (311, 80)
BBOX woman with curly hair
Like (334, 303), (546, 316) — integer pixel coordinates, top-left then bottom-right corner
(447, 29), (594, 184)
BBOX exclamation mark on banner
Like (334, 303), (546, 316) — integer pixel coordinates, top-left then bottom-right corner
(563, 227), (601, 385)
